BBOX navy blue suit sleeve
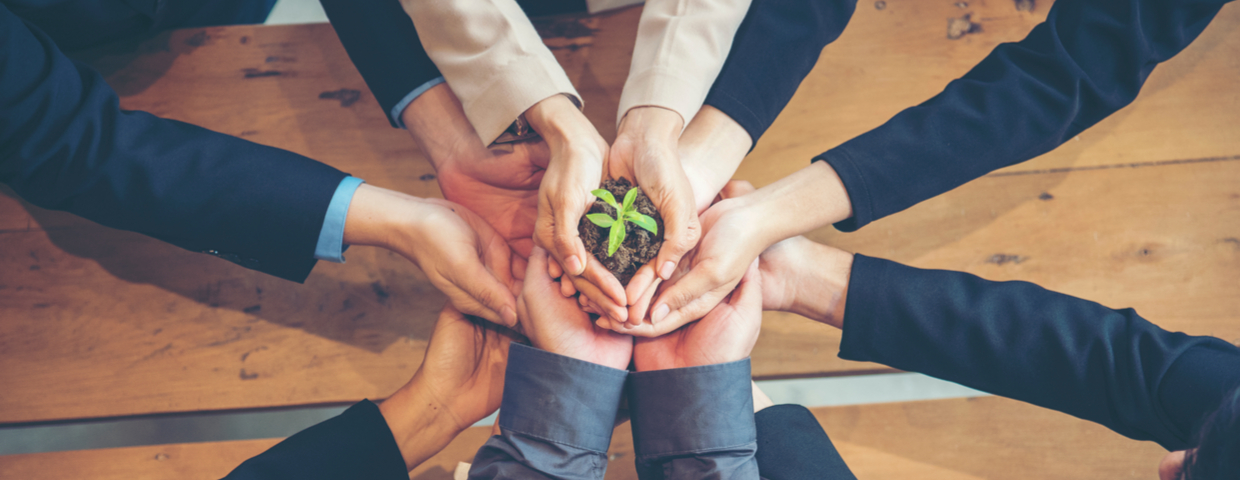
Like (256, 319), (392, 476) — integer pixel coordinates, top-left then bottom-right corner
(0, 5), (347, 282)
(839, 254), (1240, 451)
(754, 405), (857, 480)
(221, 400), (408, 480)
(704, 0), (857, 145)
(816, 0), (1232, 231)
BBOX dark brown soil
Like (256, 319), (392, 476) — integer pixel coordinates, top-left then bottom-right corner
(578, 178), (664, 286)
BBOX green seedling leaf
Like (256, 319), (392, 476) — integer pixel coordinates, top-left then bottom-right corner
(592, 189), (619, 209)
(608, 221), (625, 256)
(621, 187), (638, 213)
(586, 213), (615, 228)
(625, 211), (658, 234)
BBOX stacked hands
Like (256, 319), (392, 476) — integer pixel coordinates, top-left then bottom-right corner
(395, 82), (802, 342)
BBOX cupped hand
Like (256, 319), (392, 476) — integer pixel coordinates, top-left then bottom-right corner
(633, 257), (763, 371)
(607, 107), (701, 326)
(519, 246), (632, 370)
(404, 305), (515, 433)
(403, 83), (546, 258)
(632, 180), (778, 336)
(524, 95), (629, 323)
(346, 185), (520, 327)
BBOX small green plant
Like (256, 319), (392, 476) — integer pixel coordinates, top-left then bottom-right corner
(586, 187), (658, 256)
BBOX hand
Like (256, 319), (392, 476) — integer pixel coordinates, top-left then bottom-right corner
(524, 95), (630, 324)
(403, 83), (546, 257)
(633, 257), (763, 371)
(621, 105), (753, 323)
(605, 107), (701, 327)
(344, 185), (519, 327)
(519, 246), (632, 369)
(380, 305), (515, 470)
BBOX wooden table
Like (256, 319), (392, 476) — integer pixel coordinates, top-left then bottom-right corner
(1, 0), (1237, 476)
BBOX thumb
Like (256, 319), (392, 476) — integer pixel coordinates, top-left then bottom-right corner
(720, 180), (756, 199)
(647, 259), (738, 333)
(451, 263), (519, 328)
(651, 191), (701, 282)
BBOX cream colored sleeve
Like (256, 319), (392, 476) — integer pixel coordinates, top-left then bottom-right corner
(400, 0), (581, 145)
(617, 0), (752, 128)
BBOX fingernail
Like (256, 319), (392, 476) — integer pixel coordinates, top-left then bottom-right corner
(659, 261), (675, 280)
(567, 255), (584, 275)
(651, 304), (669, 324)
(501, 306), (517, 327)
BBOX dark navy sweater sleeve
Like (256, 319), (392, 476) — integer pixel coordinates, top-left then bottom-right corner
(754, 404), (857, 480)
(221, 400), (408, 480)
(0, 4), (347, 282)
(839, 254), (1240, 451)
(318, 0), (441, 128)
(704, 0), (857, 145)
(815, 0), (1233, 232)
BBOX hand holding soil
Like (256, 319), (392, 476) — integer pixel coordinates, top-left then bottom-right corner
(578, 178), (665, 286)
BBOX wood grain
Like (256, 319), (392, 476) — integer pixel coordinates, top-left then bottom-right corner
(1, 0), (1238, 423)
(0, 396), (1166, 480)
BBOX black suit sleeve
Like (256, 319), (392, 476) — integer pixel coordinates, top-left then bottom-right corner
(839, 254), (1240, 451)
(318, 0), (441, 128)
(221, 400), (409, 480)
(704, 0), (858, 145)
(0, 4), (347, 282)
(754, 404), (857, 480)
(816, 0), (1233, 232)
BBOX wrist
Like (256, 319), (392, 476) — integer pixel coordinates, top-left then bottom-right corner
(790, 245), (852, 329)
(401, 83), (473, 171)
(524, 94), (588, 144)
(379, 377), (463, 470)
(617, 106), (683, 142)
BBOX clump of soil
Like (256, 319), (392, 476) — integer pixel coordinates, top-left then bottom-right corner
(578, 178), (664, 285)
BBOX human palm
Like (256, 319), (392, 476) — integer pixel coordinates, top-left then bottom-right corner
(521, 247), (632, 369)
(411, 306), (515, 432)
(434, 138), (548, 258)
(634, 258), (763, 371)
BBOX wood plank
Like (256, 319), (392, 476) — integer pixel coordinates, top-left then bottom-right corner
(2, 0), (1238, 423)
(0, 396), (1167, 479)
(820, 397), (1167, 479)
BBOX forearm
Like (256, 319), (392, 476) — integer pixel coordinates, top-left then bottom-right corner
(679, 105), (753, 212)
(400, 0), (579, 145)
(468, 344), (627, 480)
(618, 0), (752, 128)
(737, 161), (853, 247)
(0, 7), (344, 282)
(378, 378), (464, 470)
(703, 0), (857, 144)
(818, 0), (1230, 232)
(629, 360), (759, 479)
(837, 254), (1238, 450)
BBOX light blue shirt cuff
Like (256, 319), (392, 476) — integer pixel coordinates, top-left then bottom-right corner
(391, 76), (446, 129)
(314, 176), (365, 263)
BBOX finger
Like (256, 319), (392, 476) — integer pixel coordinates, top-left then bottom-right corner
(732, 258), (763, 314)
(560, 275), (577, 297)
(624, 263), (658, 307)
(626, 277), (661, 326)
(552, 206), (590, 277)
(548, 258), (563, 279)
(508, 238), (534, 259)
(449, 264), (520, 328)
(649, 260), (739, 332)
(577, 257), (628, 306)
(570, 274), (628, 324)
(525, 138), (552, 170)
(719, 180), (757, 199)
(511, 255), (528, 282)
(652, 197), (700, 282)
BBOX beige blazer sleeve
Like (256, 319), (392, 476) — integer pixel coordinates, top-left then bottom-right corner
(617, 0), (752, 128)
(400, 0), (581, 145)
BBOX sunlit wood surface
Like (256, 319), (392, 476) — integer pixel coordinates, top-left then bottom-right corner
(1, 0), (1237, 424)
(0, 396), (1167, 479)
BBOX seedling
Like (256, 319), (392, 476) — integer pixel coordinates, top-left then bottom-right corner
(585, 187), (658, 256)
